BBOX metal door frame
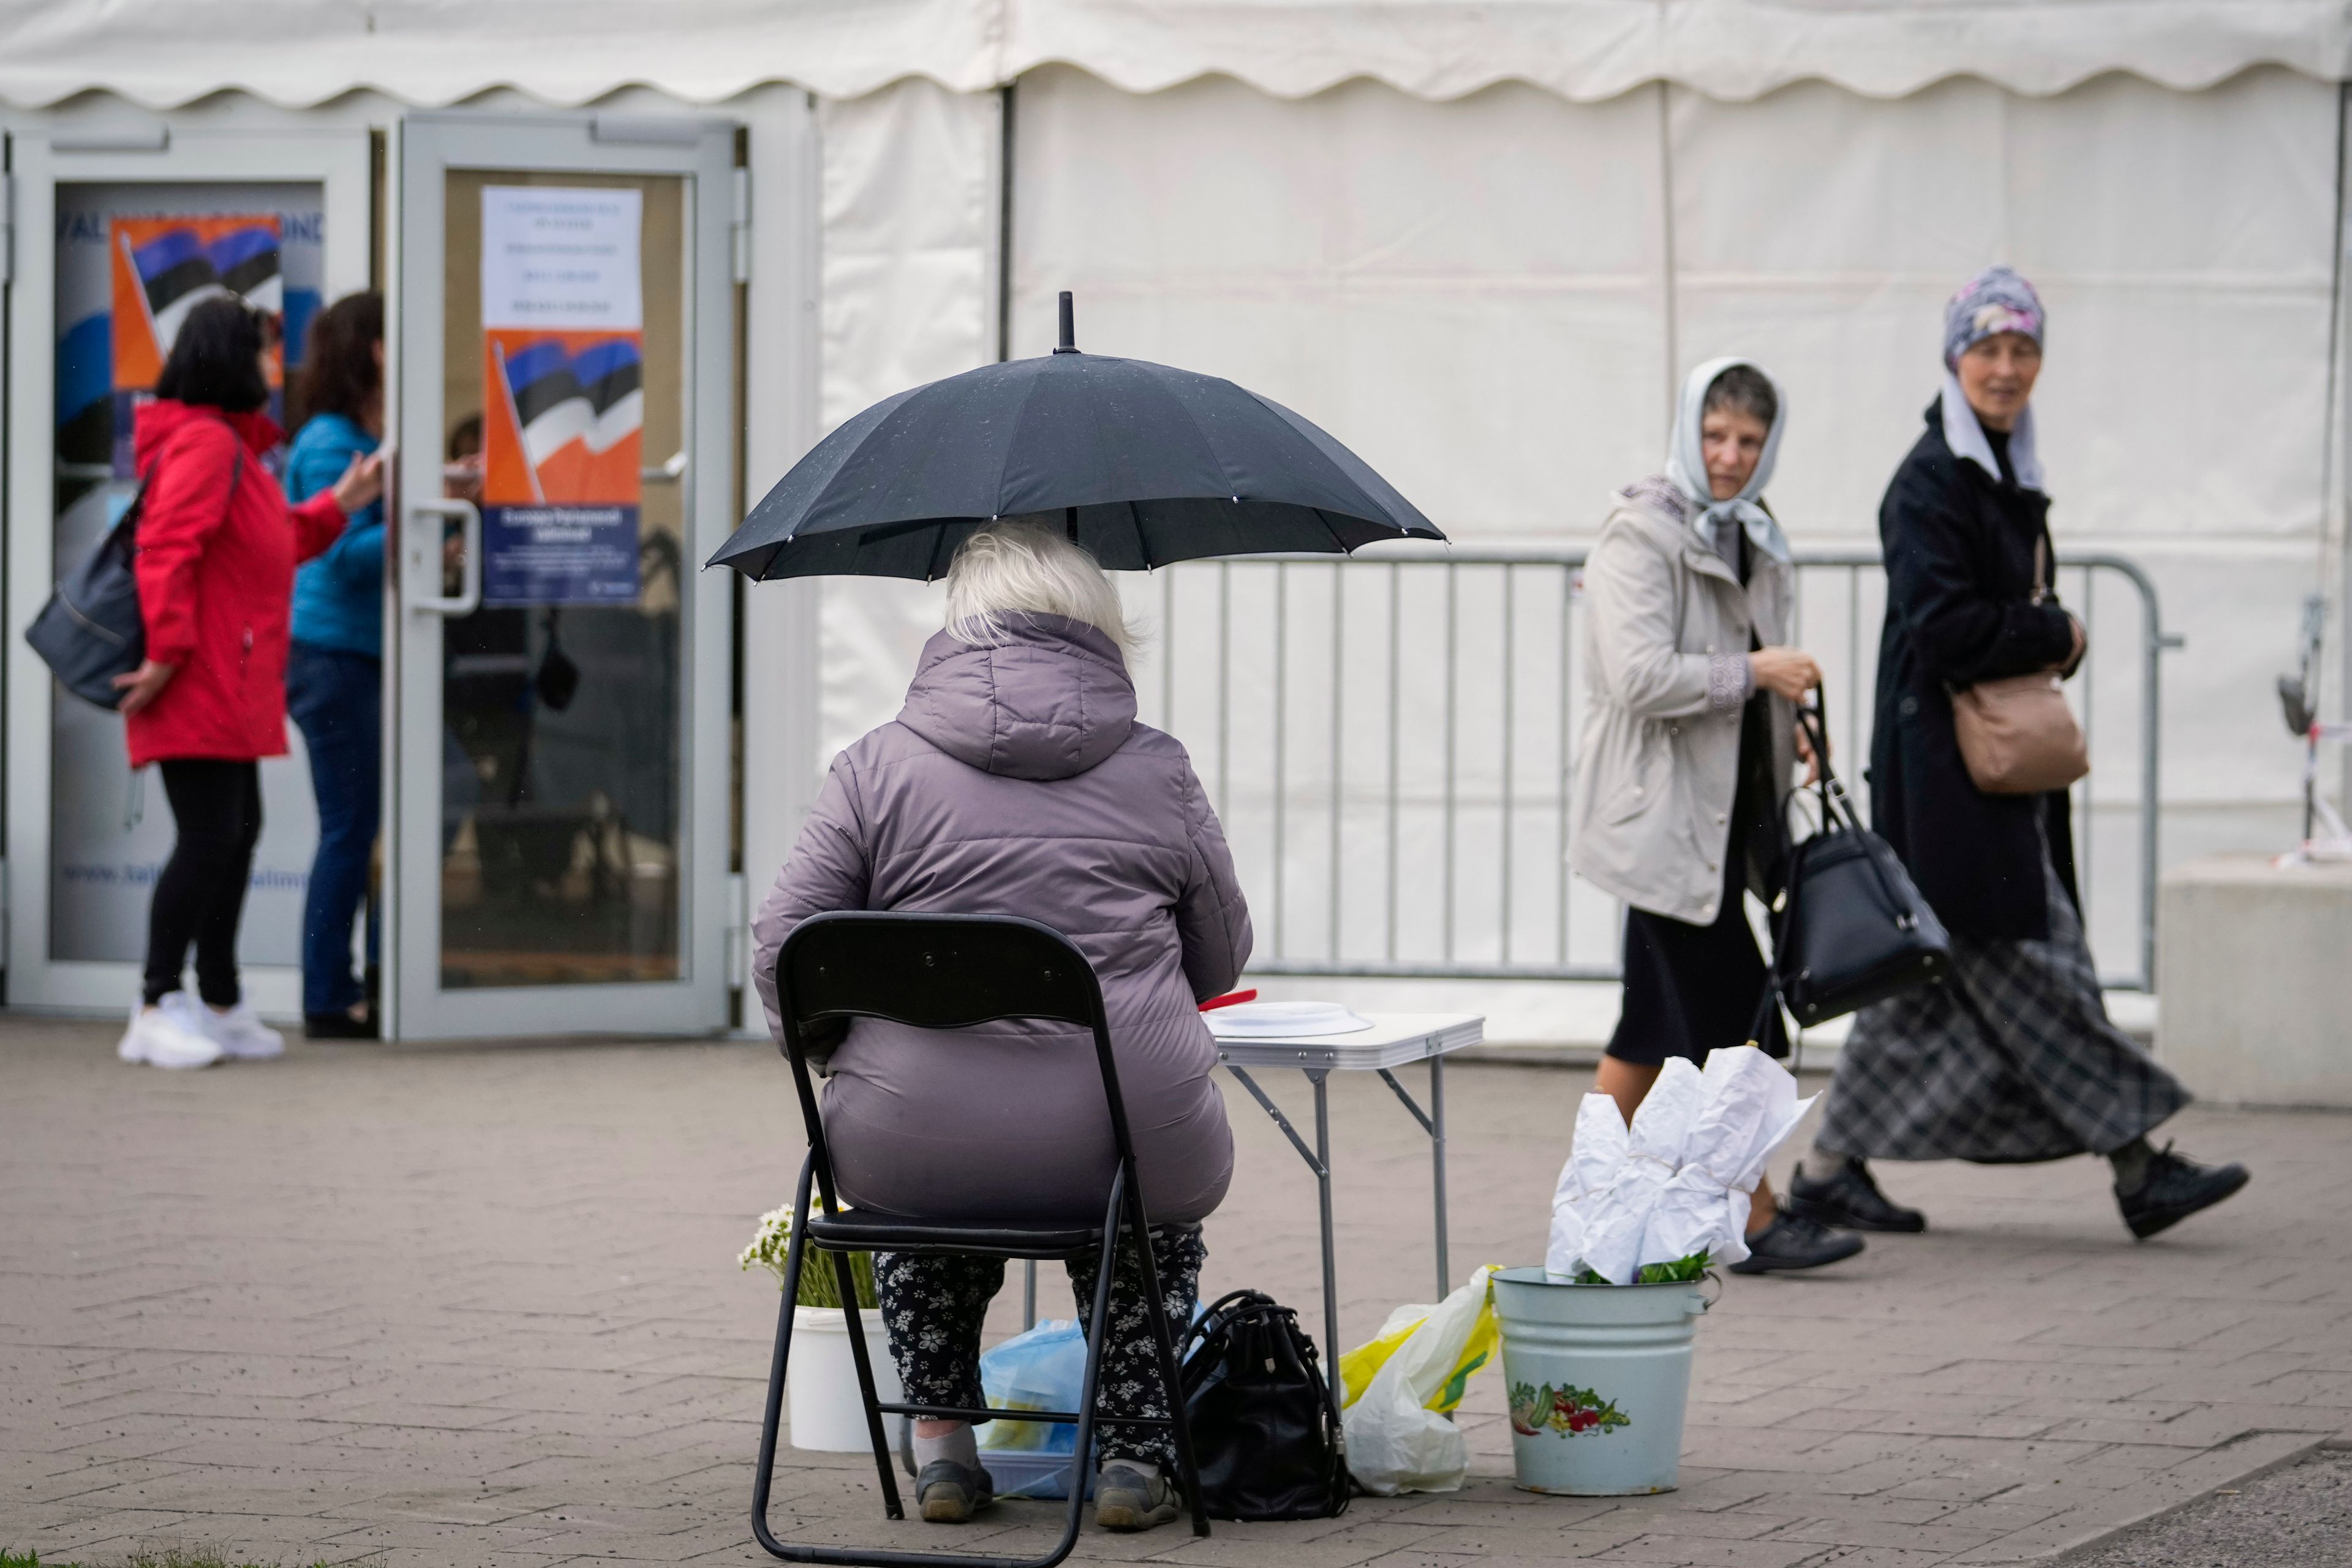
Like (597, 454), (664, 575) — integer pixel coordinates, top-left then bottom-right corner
(1, 121), (372, 1014)
(386, 110), (734, 1040)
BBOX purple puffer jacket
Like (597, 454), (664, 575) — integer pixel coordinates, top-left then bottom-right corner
(752, 613), (1251, 1226)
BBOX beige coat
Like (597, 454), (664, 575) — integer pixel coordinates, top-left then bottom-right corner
(1569, 484), (1797, 925)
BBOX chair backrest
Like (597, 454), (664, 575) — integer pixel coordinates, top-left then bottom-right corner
(771, 911), (1142, 1205)
(779, 910), (1102, 1033)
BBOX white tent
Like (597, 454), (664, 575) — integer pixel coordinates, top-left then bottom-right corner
(4, 0), (2344, 1033)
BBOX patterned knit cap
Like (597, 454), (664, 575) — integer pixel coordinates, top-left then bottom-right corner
(1942, 265), (2045, 369)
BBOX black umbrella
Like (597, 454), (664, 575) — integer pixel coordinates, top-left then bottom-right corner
(707, 293), (1443, 581)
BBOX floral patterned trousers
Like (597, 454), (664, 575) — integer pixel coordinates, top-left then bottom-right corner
(873, 1226), (1206, 1466)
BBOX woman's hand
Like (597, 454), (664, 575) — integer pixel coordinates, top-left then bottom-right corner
(1793, 717), (1823, 785)
(112, 659), (178, 716)
(330, 451), (386, 516)
(1748, 646), (1822, 702)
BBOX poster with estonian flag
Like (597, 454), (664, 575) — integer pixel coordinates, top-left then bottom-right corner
(480, 187), (644, 606)
(108, 214), (285, 477)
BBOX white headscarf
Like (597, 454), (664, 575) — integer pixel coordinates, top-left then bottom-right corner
(1663, 356), (1790, 564)
(1939, 367), (2045, 491)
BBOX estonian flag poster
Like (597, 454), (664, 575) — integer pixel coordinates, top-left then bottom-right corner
(108, 214), (285, 475)
(480, 186), (645, 607)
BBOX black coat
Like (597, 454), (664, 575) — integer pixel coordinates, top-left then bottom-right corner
(1868, 399), (2081, 941)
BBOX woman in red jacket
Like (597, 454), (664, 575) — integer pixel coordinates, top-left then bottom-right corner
(115, 298), (383, 1070)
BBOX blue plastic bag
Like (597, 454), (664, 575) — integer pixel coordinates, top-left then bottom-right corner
(979, 1317), (1089, 1498)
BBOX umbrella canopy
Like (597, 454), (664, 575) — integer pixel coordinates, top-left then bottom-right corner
(707, 293), (1443, 581)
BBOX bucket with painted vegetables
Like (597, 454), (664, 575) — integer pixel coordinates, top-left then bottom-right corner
(1490, 1267), (1711, 1496)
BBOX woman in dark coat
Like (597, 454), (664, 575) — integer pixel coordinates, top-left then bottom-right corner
(1788, 267), (2248, 1242)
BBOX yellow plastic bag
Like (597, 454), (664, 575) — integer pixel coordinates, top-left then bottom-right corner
(1338, 1265), (1500, 1494)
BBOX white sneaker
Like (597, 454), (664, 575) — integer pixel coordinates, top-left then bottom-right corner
(195, 999), (285, 1061)
(118, 993), (225, 1069)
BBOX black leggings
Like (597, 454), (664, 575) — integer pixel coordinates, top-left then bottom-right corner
(143, 760), (263, 1008)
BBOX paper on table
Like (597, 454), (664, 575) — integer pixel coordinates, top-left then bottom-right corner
(1207, 1000), (1372, 1036)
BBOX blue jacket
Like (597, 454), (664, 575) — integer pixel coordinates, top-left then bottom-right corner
(287, 412), (383, 657)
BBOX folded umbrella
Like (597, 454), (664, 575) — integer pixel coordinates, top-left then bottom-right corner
(707, 292), (1443, 581)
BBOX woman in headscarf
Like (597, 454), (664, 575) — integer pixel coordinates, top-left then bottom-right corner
(1570, 358), (1863, 1275)
(1786, 267), (2249, 1241)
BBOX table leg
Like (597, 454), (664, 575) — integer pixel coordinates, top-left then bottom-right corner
(1022, 1259), (1037, 1331)
(1431, 1054), (1450, 1298)
(1309, 1068), (1342, 1425)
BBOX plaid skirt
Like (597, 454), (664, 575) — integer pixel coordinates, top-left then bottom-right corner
(1815, 846), (2188, 1164)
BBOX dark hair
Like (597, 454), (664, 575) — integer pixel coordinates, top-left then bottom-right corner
(447, 413), (484, 461)
(298, 290), (383, 423)
(1702, 364), (1778, 429)
(154, 296), (271, 413)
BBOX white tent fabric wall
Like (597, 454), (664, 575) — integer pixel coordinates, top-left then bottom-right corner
(810, 81), (994, 761)
(985, 62), (2342, 1009)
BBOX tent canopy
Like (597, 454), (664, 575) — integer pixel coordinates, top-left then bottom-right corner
(2, 0), (2346, 110)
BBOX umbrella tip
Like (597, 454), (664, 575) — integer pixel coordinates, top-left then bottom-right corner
(1055, 290), (1079, 355)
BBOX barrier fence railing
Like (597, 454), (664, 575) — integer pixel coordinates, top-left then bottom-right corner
(1139, 546), (2176, 992)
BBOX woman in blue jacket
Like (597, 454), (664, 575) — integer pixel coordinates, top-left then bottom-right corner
(284, 292), (385, 1038)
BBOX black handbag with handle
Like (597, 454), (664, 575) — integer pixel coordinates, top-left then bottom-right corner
(1760, 701), (1951, 1030)
(1180, 1289), (1349, 1521)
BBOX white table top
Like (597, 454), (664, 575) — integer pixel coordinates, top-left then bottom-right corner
(1209, 1011), (1484, 1071)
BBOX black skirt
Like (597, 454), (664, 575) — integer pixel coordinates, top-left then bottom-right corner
(1605, 698), (1789, 1066)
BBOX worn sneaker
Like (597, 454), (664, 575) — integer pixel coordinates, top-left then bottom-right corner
(1728, 1211), (1866, 1275)
(1785, 1157), (1927, 1234)
(117, 994), (224, 1070)
(1094, 1462), (1181, 1532)
(914, 1459), (993, 1523)
(2117, 1145), (2250, 1240)
(195, 1000), (285, 1060)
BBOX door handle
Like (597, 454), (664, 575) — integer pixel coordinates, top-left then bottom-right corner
(409, 499), (481, 617)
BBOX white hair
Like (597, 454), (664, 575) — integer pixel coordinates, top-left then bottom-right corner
(943, 521), (1141, 657)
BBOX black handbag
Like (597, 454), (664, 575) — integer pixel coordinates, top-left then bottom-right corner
(1762, 703), (1951, 1029)
(1180, 1289), (1349, 1521)
(25, 452), (240, 710)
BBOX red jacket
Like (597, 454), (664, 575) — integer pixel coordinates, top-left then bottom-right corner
(126, 401), (349, 767)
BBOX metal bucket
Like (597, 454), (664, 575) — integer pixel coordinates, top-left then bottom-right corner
(1490, 1265), (1710, 1495)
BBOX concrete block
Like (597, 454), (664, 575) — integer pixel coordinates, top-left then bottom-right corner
(2157, 854), (2352, 1107)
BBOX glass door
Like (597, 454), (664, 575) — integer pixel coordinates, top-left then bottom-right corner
(1, 123), (372, 1016)
(388, 112), (734, 1039)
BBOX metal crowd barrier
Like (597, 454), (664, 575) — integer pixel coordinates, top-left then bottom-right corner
(1142, 546), (2176, 992)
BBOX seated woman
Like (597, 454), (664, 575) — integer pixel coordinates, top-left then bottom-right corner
(752, 522), (1250, 1533)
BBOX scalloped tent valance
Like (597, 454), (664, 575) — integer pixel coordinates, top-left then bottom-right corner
(1, 0), (2346, 109)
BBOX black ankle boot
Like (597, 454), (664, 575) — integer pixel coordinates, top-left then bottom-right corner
(1785, 1156), (1927, 1234)
(2116, 1145), (2249, 1240)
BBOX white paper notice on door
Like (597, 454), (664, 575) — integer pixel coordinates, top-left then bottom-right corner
(479, 186), (646, 605)
(480, 186), (642, 330)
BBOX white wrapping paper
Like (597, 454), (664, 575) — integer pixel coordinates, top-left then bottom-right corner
(1545, 1046), (1816, 1284)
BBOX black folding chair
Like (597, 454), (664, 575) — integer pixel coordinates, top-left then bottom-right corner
(752, 911), (1211, 1567)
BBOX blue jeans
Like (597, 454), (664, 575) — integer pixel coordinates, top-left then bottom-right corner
(287, 643), (380, 1017)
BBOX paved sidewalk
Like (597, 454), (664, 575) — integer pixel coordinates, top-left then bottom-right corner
(2, 1017), (2345, 1568)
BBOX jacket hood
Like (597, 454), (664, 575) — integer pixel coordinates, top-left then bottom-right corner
(134, 400), (285, 469)
(897, 614), (1136, 782)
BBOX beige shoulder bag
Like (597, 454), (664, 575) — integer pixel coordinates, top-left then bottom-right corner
(1949, 535), (2089, 795)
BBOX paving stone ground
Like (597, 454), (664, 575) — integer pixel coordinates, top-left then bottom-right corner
(3, 1017), (2347, 1568)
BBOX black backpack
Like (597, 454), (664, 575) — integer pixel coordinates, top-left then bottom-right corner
(26, 451), (240, 710)
(1180, 1289), (1350, 1521)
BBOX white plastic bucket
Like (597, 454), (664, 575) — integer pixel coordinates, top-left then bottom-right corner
(1490, 1266), (1709, 1496)
(788, 1305), (905, 1452)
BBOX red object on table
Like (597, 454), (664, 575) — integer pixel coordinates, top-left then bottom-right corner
(1197, 989), (1258, 1012)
